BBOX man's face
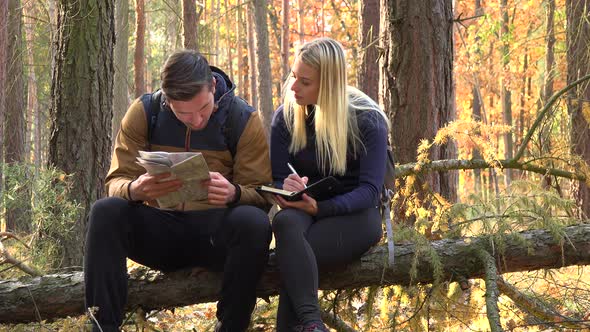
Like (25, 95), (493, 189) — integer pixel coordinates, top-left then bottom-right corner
(167, 83), (216, 131)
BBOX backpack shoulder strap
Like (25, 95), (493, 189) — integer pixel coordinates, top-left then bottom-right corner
(381, 143), (396, 267)
(140, 90), (163, 150)
(224, 96), (250, 158)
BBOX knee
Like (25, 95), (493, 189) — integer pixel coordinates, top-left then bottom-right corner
(271, 209), (306, 237)
(229, 205), (271, 244)
(87, 197), (130, 238)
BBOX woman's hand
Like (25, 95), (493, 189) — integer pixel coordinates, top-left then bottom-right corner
(275, 193), (318, 216)
(282, 173), (308, 192)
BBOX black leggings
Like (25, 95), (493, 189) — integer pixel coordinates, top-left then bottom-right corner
(84, 197), (271, 332)
(272, 207), (382, 331)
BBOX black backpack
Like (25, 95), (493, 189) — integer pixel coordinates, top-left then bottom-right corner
(140, 90), (247, 157)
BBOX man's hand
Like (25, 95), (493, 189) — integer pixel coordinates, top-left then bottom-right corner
(205, 172), (236, 205)
(275, 193), (318, 216)
(129, 173), (183, 201)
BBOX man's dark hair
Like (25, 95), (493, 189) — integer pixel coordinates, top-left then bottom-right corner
(160, 50), (214, 101)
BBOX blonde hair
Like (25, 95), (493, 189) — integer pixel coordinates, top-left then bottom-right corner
(283, 37), (390, 175)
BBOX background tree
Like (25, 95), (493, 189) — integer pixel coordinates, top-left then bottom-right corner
(566, 0), (590, 218)
(182, 0), (199, 50)
(112, 0), (130, 141)
(358, 0), (379, 101)
(501, 0), (513, 185)
(49, 0), (115, 267)
(280, 0), (290, 82)
(134, 0), (145, 97)
(0, 0), (7, 200)
(252, 0), (274, 134)
(4, 0), (30, 233)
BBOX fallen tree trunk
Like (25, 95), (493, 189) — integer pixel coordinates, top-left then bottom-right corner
(1, 224), (589, 323)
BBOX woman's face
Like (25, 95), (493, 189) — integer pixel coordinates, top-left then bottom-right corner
(290, 57), (320, 105)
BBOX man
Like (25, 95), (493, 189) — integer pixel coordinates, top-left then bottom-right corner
(84, 50), (272, 332)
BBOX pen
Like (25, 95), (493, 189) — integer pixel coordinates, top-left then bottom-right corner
(287, 162), (307, 188)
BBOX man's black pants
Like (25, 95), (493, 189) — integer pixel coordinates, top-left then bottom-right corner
(84, 197), (271, 332)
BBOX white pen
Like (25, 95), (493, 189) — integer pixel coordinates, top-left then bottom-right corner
(287, 162), (307, 188)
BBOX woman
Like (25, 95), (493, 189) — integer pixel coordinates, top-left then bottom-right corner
(270, 37), (390, 332)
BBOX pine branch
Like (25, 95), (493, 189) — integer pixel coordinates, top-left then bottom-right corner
(320, 309), (358, 332)
(513, 73), (590, 161)
(0, 233), (42, 277)
(477, 249), (503, 332)
(497, 277), (587, 329)
(395, 159), (586, 182)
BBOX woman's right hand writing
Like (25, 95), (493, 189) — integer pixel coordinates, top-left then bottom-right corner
(282, 174), (308, 192)
(129, 172), (183, 201)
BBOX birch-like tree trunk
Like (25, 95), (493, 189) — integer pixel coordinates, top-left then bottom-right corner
(252, 0), (273, 135)
(5, 0), (30, 233)
(246, 4), (257, 107)
(501, 0), (513, 185)
(49, 0), (114, 267)
(112, 0), (130, 141)
(134, 0), (145, 97)
(23, 1), (39, 169)
(0, 0), (7, 194)
(280, 0), (290, 82)
(566, 0), (590, 218)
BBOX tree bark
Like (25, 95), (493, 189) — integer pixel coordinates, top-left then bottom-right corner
(0, 0), (8, 199)
(246, 3), (257, 107)
(0, 224), (589, 323)
(379, 0), (457, 221)
(252, 0), (273, 136)
(566, 0), (590, 218)
(112, 0), (130, 143)
(134, 0), (145, 97)
(181, 0), (198, 50)
(501, 0), (513, 185)
(49, 0), (114, 267)
(23, 0), (40, 169)
(358, 0), (379, 101)
(297, 0), (304, 45)
(5, 0), (30, 233)
(280, 0), (290, 82)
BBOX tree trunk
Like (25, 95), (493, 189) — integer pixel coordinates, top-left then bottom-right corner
(49, 0), (114, 267)
(358, 0), (379, 101)
(246, 4), (257, 107)
(379, 0), (457, 212)
(134, 0), (145, 97)
(297, 0), (304, 45)
(236, 0), (243, 96)
(566, 0), (590, 219)
(1, 224), (589, 323)
(5, 0), (30, 233)
(112, 0), (130, 143)
(0, 0), (7, 197)
(23, 0), (39, 169)
(182, 0), (198, 50)
(280, 0), (290, 82)
(224, 0), (233, 82)
(252, 0), (273, 136)
(501, 0), (513, 185)
(214, 0), (219, 64)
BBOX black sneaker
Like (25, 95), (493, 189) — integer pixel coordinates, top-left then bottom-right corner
(302, 322), (329, 332)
